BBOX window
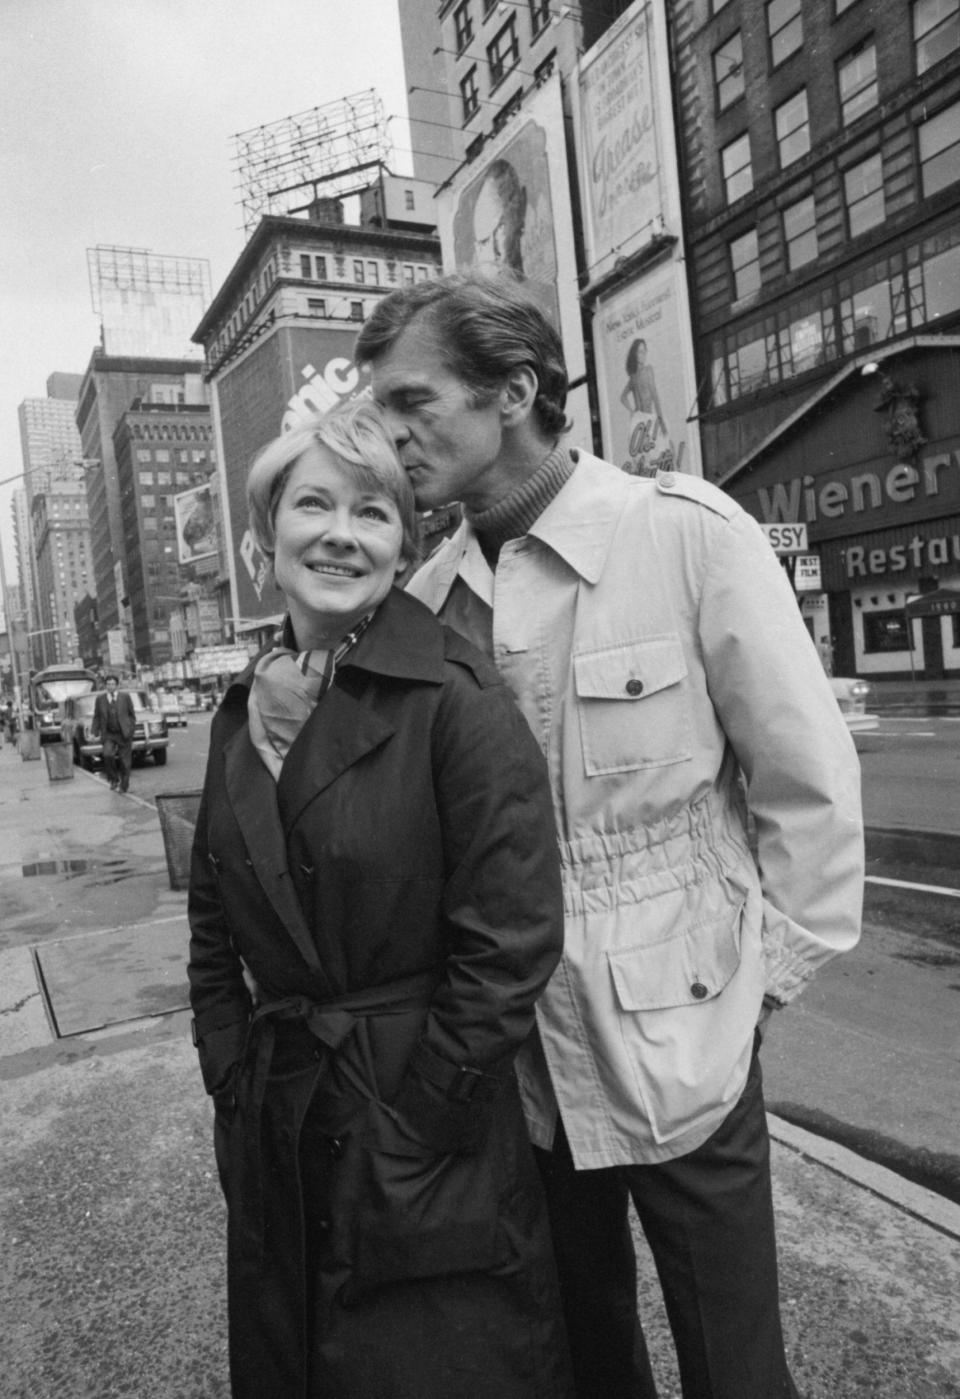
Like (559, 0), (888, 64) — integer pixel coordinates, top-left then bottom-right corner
(403, 264), (416, 285)
(453, 0), (473, 50)
(864, 612), (911, 653)
(921, 223), (960, 321)
(404, 189), (415, 210)
(914, 0), (960, 72)
(783, 194), (817, 270)
(844, 153), (885, 236)
(721, 133), (753, 203)
(315, 255), (328, 279)
(488, 15), (519, 88)
(299, 254), (312, 278)
(838, 44), (877, 125)
(919, 101), (960, 195)
(714, 32), (744, 110)
(350, 302), (364, 322)
(353, 260), (365, 284)
(307, 297), (327, 316)
(367, 261), (379, 284)
(530, 0), (551, 36)
(730, 229), (761, 300)
(775, 90), (810, 167)
(768, 0), (802, 65)
(535, 50), (557, 86)
(460, 66), (479, 120)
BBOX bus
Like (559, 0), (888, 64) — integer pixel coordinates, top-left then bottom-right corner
(26, 664), (98, 743)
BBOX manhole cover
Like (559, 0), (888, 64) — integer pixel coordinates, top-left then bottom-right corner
(34, 917), (191, 1036)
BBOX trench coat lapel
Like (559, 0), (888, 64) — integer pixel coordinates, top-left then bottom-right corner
(276, 682), (395, 832)
(223, 722), (327, 982)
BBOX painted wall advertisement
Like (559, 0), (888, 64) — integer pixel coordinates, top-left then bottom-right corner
(572, 0), (668, 287)
(436, 73), (590, 448)
(593, 260), (695, 476)
(212, 325), (363, 625)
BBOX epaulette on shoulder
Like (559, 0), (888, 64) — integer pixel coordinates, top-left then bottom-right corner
(441, 627), (501, 689)
(655, 470), (738, 520)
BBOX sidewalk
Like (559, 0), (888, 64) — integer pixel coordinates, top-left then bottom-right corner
(1, 741), (959, 1398)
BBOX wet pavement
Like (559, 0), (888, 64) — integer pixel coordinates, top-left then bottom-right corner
(1, 735), (959, 1397)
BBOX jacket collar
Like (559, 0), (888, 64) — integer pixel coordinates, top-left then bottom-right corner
(435, 451), (631, 587)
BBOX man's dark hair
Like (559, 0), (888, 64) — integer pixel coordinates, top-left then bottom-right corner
(356, 272), (570, 437)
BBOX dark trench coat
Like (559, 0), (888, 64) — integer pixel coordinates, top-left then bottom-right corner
(187, 587), (573, 1399)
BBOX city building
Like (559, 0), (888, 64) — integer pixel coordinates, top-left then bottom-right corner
(15, 374), (88, 668)
(30, 474), (94, 666)
(112, 395), (218, 669)
(670, 0), (960, 679)
(75, 354), (213, 666)
(400, 0), (635, 184)
(192, 178), (443, 635)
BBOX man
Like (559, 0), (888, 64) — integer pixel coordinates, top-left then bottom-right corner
(356, 274), (863, 1399)
(91, 675), (135, 792)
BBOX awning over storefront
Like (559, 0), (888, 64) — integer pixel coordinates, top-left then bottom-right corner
(904, 587), (960, 617)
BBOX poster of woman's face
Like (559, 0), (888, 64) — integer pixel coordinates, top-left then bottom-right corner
(451, 120), (560, 328)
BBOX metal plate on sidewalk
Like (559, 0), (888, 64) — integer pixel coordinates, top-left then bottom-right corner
(34, 917), (190, 1036)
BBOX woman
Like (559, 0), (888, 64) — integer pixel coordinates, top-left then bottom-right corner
(187, 400), (573, 1399)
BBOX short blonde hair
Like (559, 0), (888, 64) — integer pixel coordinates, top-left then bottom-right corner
(246, 398), (421, 569)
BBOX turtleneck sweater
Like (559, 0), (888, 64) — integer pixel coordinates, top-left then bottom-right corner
(464, 443), (576, 565)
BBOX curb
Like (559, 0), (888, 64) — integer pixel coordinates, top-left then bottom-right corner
(767, 1114), (960, 1241)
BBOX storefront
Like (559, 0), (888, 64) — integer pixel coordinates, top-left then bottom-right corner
(718, 337), (960, 680)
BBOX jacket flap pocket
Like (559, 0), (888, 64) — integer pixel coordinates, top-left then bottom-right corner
(574, 636), (687, 702)
(607, 906), (744, 1012)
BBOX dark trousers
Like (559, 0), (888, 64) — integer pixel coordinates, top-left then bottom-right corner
(102, 733), (132, 790)
(535, 1047), (799, 1399)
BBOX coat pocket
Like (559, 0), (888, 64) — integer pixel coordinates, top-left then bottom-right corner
(574, 636), (691, 775)
(349, 1143), (508, 1301)
(607, 896), (745, 1012)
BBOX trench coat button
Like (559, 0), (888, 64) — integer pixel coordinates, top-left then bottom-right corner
(625, 678), (644, 696)
(659, 472), (676, 489)
(691, 981), (708, 1000)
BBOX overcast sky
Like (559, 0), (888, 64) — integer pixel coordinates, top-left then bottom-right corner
(0, 0), (413, 575)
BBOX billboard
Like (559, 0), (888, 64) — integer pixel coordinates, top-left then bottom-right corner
(88, 248), (210, 361)
(593, 258), (698, 476)
(173, 484), (218, 564)
(572, 0), (676, 288)
(212, 325), (364, 625)
(437, 74), (590, 448)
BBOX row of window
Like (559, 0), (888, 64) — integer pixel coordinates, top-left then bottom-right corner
(715, 0), (956, 97)
(723, 88), (959, 226)
(453, 0), (550, 57)
(709, 214), (960, 406)
(297, 254), (433, 287)
(458, 10), (524, 117)
(717, 0), (959, 199)
(727, 98), (960, 306)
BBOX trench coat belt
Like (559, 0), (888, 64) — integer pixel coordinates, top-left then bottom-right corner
(235, 968), (442, 1269)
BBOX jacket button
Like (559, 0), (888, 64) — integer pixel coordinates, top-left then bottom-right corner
(327, 1136), (343, 1159)
(659, 472), (676, 488)
(691, 981), (708, 999)
(625, 678), (644, 696)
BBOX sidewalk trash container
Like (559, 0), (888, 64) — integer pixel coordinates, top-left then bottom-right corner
(19, 729), (41, 761)
(155, 790), (203, 891)
(44, 741), (75, 782)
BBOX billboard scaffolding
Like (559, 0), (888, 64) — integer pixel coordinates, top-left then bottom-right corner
(232, 90), (391, 234)
(87, 246), (212, 359)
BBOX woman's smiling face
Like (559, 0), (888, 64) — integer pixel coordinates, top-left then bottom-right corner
(272, 442), (405, 649)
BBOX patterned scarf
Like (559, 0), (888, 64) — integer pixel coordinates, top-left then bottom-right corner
(247, 614), (372, 781)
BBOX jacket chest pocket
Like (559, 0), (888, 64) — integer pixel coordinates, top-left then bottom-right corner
(573, 636), (692, 775)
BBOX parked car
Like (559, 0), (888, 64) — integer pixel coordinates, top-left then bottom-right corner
(152, 689), (187, 727)
(61, 688), (170, 770)
(830, 677), (879, 734)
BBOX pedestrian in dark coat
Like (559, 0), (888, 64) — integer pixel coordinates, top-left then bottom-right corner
(91, 675), (135, 790)
(187, 400), (573, 1399)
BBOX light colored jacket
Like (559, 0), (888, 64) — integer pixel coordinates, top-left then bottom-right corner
(408, 452), (864, 1167)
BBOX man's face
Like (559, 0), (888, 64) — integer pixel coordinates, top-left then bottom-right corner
(370, 319), (506, 513)
(105, 678), (118, 695)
